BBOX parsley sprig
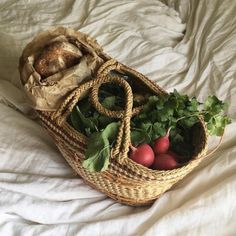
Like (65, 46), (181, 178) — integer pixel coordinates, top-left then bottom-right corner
(130, 90), (231, 158)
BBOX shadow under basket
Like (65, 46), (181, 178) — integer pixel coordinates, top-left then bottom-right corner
(36, 59), (208, 206)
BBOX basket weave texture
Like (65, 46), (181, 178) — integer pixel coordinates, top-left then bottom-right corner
(20, 28), (208, 206)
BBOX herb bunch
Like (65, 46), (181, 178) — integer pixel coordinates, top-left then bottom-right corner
(69, 83), (231, 172)
(131, 90), (231, 159)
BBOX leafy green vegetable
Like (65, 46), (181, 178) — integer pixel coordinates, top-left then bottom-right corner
(70, 107), (81, 131)
(103, 122), (120, 143)
(76, 107), (97, 130)
(83, 122), (119, 172)
(179, 116), (198, 128)
(69, 81), (231, 171)
(130, 89), (231, 157)
(83, 132), (110, 172)
(98, 115), (115, 128)
(207, 115), (231, 136)
(153, 122), (166, 137)
(131, 130), (147, 146)
(101, 96), (116, 109)
(99, 83), (125, 109)
(70, 106), (98, 136)
(202, 96), (231, 135)
(204, 96), (226, 114)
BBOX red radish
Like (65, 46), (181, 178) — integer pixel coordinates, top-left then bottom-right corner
(153, 153), (179, 170)
(166, 150), (179, 160)
(153, 128), (171, 154)
(129, 144), (155, 167)
(167, 150), (188, 163)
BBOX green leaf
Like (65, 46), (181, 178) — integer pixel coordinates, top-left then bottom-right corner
(138, 123), (152, 143)
(133, 113), (148, 122)
(101, 96), (116, 109)
(207, 115), (231, 136)
(140, 122), (152, 132)
(156, 108), (172, 122)
(85, 127), (92, 136)
(155, 98), (165, 110)
(103, 122), (120, 143)
(98, 115), (115, 128)
(76, 106), (97, 132)
(93, 111), (100, 119)
(131, 130), (147, 146)
(202, 96), (231, 136)
(78, 99), (93, 116)
(70, 108), (81, 132)
(172, 90), (189, 105)
(83, 132), (110, 172)
(204, 96), (226, 115)
(142, 96), (159, 112)
(187, 97), (199, 112)
(153, 122), (166, 137)
(82, 122), (119, 172)
(179, 116), (198, 128)
(175, 109), (185, 116)
(165, 98), (177, 110)
(149, 110), (160, 123)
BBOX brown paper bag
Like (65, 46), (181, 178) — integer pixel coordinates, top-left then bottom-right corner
(19, 27), (108, 111)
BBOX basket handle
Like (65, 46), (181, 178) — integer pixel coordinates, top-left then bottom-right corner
(51, 79), (97, 124)
(52, 60), (135, 162)
(90, 60), (135, 161)
(52, 60), (142, 124)
(91, 59), (145, 118)
(53, 59), (160, 162)
(90, 59), (141, 119)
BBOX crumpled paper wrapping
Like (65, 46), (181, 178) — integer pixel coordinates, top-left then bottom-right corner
(19, 27), (107, 111)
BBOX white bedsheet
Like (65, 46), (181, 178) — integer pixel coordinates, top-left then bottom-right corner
(0, 0), (236, 235)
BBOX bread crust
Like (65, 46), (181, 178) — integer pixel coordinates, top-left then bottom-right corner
(34, 41), (82, 78)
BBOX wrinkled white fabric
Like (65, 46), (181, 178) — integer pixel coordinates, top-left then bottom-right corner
(0, 0), (236, 235)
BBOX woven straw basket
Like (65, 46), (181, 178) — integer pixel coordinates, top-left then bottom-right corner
(19, 28), (208, 206)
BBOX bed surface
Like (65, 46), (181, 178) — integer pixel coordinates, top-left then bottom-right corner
(0, 0), (236, 235)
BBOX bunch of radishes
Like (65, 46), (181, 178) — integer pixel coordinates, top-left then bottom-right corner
(129, 128), (180, 170)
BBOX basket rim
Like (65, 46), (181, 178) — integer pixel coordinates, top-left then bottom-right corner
(45, 61), (209, 180)
(38, 109), (208, 181)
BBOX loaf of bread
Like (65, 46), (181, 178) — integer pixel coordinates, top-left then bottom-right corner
(34, 41), (83, 78)
(19, 27), (105, 111)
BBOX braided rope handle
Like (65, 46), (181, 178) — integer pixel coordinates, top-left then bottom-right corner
(90, 60), (134, 160)
(52, 59), (145, 162)
(52, 60), (142, 123)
